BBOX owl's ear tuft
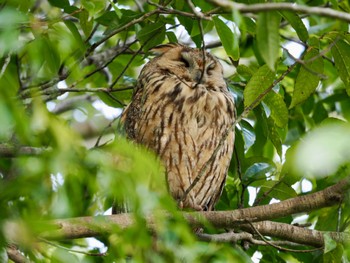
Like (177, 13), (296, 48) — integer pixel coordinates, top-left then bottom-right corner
(150, 43), (182, 55)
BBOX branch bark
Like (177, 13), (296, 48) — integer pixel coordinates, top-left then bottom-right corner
(0, 144), (47, 158)
(240, 220), (350, 247)
(207, 0), (350, 23)
(6, 245), (32, 263)
(8, 176), (348, 247)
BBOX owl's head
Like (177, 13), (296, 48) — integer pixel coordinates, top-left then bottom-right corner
(149, 43), (225, 87)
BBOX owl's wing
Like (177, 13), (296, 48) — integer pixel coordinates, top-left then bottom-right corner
(120, 82), (145, 141)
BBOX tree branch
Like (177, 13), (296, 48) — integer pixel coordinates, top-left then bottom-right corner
(240, 220), (350, 247)
(7, 177), (348, 247)
(50, 95), (97, 114)
(6, 245), (32, 263)
(0, 144), (47, 158)
(207, 0), (350, 23)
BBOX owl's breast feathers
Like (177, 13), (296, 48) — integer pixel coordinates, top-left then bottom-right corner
(122, 54), (235, 211)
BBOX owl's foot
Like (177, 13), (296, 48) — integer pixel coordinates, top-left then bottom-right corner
(177, 198), (204, 211)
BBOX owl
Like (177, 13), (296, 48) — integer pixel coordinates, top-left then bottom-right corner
(122, 43), (235, 211)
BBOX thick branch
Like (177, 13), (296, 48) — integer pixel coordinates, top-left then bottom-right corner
(6, 245), (31, 263)
(11, 177), (348, 244)
(196, 226), (350, 249)
(207, 0), (350, 23)
(186, 177), (348, 228)
(240, 221), (350, 247)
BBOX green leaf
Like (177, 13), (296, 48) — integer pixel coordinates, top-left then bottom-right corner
(290, 48), (324, 108)
(244, 64), (275, 109)
(256, 11), (281, 71)
(120, 9), (142, 24)
(108, 0), (122, 18)
(253, 180), (297, 200)
(0, 7), (27, 55)
(166, 31), (178, 43)
(137, 22), (166, 51)
(243, 162), (275, 182)
(242, 17), (256, 36)
(52, 248), (80, 263)
(280, 11), (308, 42)
(63, 20), (84, 48)
(264, 91), (288, 128)
(48, 0), (70, 8)
(240, 119), (256, 150)
(332, 39), (350, 94)
(213, 16), (239, 61)
(27, 36), (60, 77)
(236, 65), (256, 80)
(79, 9), (94, 37)
(323, 233), (338, 253)
(95, 11), (118, 26)
(42, 37), (61, 75)
(323, 244), (344, 263)
(266, 117), (282, 157)
(81, 0), (105, 15)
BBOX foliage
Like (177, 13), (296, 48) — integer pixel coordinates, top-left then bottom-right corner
(0, 0), (350, 262)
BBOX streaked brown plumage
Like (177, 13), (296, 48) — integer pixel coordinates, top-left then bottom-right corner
(122, 43), (235, 211)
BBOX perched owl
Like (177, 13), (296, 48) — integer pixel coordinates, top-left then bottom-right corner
(122, 43), (235, 211)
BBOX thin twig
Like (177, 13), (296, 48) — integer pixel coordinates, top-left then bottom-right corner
(94, 117), (120, 148)
(0, 52), (11, 79)
(207, 0), (350, 23)
(197, 231), (319, 247)
(186, 0), (208, 19)
(198, 19), (206, 86)
(84, 40), (138, 80)
(240, 63), (297, 119)
(147, 0), (210, 20)
(51, 95), (96, 115)
(282, 47), (327, 79)
(86, 9), (160, 56)
(38, 237), (107, 257)
(108, 44), (144, 89)
(253, 180), (284, 207)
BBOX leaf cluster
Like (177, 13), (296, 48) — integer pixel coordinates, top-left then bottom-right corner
(0, 0), (350, 262)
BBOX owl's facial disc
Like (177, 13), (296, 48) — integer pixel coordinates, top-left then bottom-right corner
(180, 51), (217, 84)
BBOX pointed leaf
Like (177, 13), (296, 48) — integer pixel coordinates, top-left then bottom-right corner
(240, 119), (256, 150)
(323, 233), (337, 253)
(79, 9), (93, 37)
(244, 64), (275, 109)
(264, 91), (288, 127)
(137, 22), (166, 51)
(213, 16), (239, 61)
(243, 162), (276, 182)
(290, 48), (324, 108)
(64, 20), (84, 48)
(252, 181), (294, 200)
(280, 11), (308, 42)
(236, 64), (255, 79)
(48, 0), (70, 8)
(332, 39), (350, 94)
(257, 11), (281, 71)
(266, 117), (282, 157)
